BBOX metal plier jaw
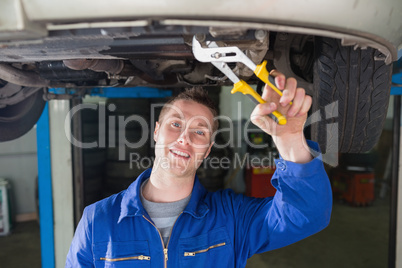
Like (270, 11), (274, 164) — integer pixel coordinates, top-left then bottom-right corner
(192, 36), (288, 125)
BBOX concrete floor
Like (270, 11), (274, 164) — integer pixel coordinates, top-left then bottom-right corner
(0, 220), (41, 267)
(0, 197), (390, 267)
(247, 197), (390, 268)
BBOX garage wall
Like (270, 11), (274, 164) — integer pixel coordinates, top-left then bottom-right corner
(219, 86), (255, 120)
(0, 127), (38, 219)
(219, 86), (258, 193)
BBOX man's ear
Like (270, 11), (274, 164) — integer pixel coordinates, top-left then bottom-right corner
(204, 141), (214, 159)
(154, 121), (160, 142)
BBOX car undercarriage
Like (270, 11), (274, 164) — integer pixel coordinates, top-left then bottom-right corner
(0, 16), (398, 153)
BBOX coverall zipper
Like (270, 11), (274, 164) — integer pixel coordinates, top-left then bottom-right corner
(100, 255), (151, 261)
(184, 242), (226, 256)
(143, 212), (183, 268)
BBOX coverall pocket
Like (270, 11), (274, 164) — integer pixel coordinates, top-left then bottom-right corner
(93, 240), (151, 268)
(179, 226), (233, 267)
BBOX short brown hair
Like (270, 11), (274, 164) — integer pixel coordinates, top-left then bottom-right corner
(158, 87), (219, 133)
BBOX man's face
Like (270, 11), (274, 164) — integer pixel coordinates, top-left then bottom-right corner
(153, 99), (215, 177)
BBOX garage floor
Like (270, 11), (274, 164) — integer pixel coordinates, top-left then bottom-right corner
(0, 220), (41, 267)
(246, 197), (390, 268)
(0, 196), (390, 267)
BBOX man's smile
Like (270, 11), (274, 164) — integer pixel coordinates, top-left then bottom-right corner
(169, 148), (191, 159)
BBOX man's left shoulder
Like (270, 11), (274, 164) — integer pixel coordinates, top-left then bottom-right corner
(204, 188), (247, 207)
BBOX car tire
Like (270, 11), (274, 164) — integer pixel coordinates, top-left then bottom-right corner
(311, 37), (392, 153)
(79, 107), (107, 206)
(0, 89), (46, 142)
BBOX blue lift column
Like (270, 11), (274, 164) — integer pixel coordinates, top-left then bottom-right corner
(36, 103), (55, 268)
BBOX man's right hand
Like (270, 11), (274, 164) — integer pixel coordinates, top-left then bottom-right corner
(250, 70), (313, 163)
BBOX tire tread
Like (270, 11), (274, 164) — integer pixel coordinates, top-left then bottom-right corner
(312, 37), (391, 153)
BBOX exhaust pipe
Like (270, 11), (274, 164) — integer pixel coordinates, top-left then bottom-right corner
(0, 63), (51, 87)
(63, 59), (124, 74)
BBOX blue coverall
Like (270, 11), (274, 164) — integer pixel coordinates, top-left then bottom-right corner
(66, 141), (332, 267)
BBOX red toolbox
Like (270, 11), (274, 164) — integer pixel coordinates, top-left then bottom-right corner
(332, 170), (375, 206)
(246, 166), (277, 198)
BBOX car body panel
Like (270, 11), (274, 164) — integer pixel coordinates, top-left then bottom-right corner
(0, 0), (400, 63)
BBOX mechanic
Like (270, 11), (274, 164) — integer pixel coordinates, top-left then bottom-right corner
(66, 71), (332, 267)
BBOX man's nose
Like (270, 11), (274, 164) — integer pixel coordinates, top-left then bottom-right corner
(177, 129), (190, 145)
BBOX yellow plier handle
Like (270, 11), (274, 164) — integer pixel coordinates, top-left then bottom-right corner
(255, 60), (293, 105)
(231, 80), (287, 125)
(231, 60), (290, 125)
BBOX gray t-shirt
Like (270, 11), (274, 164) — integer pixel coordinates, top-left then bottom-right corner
(141, 179), (191, 246)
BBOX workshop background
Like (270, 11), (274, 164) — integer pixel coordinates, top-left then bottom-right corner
(0, 60), (401, 268)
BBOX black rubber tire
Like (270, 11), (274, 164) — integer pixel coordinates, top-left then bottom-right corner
(104, 161), (146, 193)
(0, 89), (46, 142)
(83, 149), (107, 167)
(107, 145), (150, 161)
(106, 98), (151, 115)
(81, 108), (99, 123)
(311, 37), (392, 153)
(81, 107), (107, 206)
(106, 161), (146, 179)
(149, 97), (169, 123)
